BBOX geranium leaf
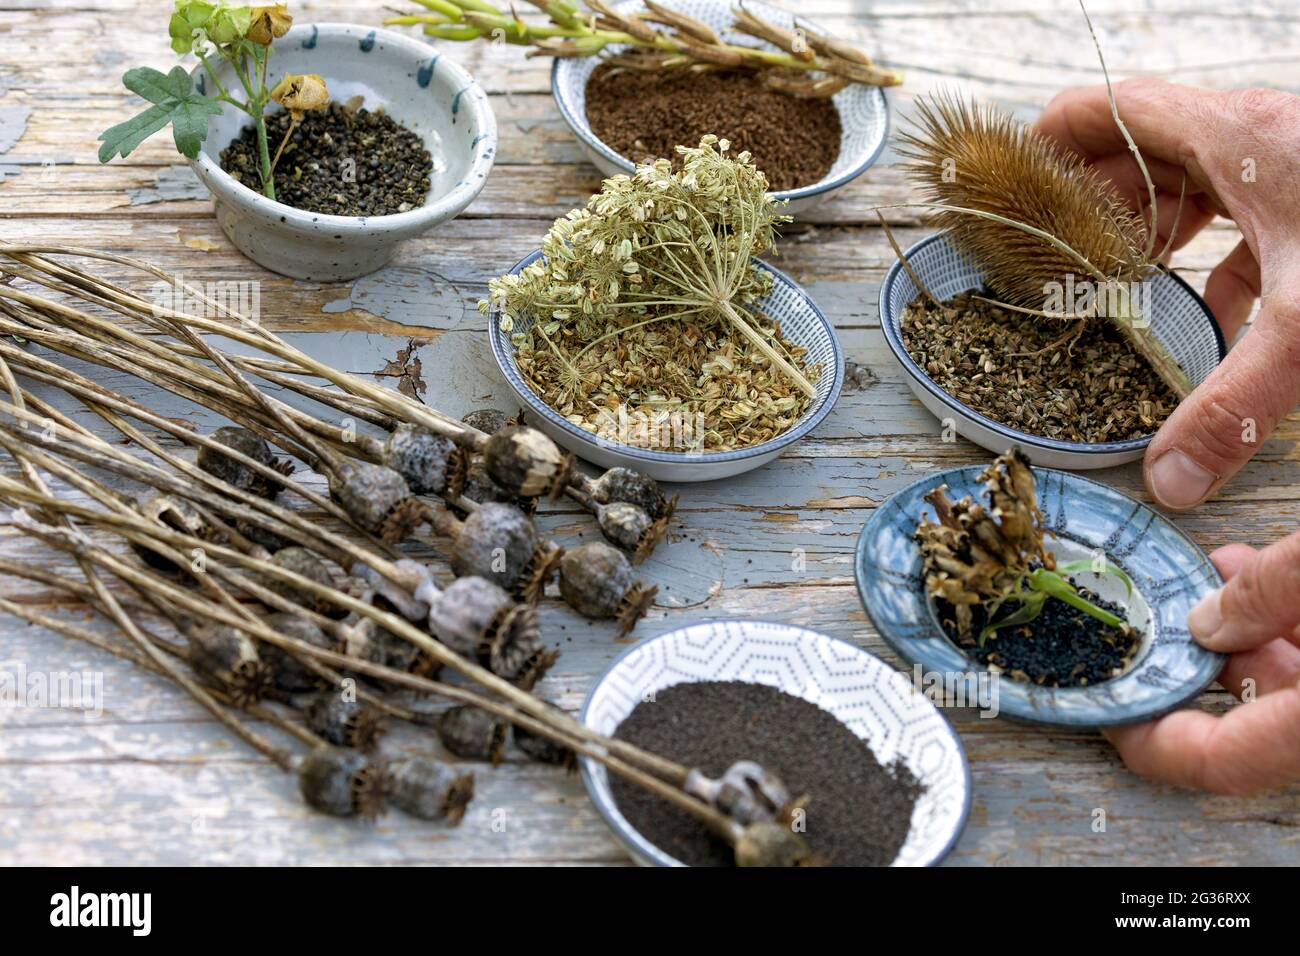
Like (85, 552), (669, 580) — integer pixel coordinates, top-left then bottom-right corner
(100, 66), (223, 161)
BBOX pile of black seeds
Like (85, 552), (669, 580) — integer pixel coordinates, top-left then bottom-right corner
(609, 680), (923, 867)
(220, 103), (433, 216)
(585, 65), (841, 192)
(937, 587), (1140, 687)
(901, 290), (1178, 443)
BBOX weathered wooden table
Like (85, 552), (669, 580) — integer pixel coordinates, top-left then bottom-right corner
(1, 0), (1296, 865)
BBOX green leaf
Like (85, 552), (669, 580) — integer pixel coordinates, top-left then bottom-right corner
(99, 66), (224, 162)
(1056, 558), (1134, 598)
(979, 592), (1047, 645)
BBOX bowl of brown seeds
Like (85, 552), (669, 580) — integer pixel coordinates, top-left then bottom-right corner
(879, 231), (1225, 469)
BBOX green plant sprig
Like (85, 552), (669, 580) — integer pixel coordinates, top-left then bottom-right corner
(978, 561), (1133, 645)
(98, 2), (327, 201)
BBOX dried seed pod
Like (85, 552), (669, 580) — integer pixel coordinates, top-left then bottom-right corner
(382, 423), (467, 497)
(388, 757), (475, 823)
(593, 501), (669, 564)
(685, 761), (791, 825)
(558, 542), (656, 637)
(486, 603), (556, 691)
(461, 408), (512, 435)
(342, 613), (420, 675)
(260, 612), (335, 692)
(302, 691), (384, 750)
(132, 493), (216, 574)
(266, 546), (346, 618)
(329, 460), (428, 544)
(513, 704), (575, 768)
(734, 821), (811, 868)
(590, 466), (674, 521)
(483, 425), (571, 498)
(196, 426), (292, 499)
(185, 622), (271, 706)
(437, 705), (508, 764)
(297, 745), (387, 818)
(440, 503), (562, 602)
(426, 576), (557, 688)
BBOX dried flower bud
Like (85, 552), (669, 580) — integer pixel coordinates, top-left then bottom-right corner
(438, 706), (507, 764)
(270, 73), (329, 119)
(383, 424), (467, 497)
(197, 426), (292, 499)
(246, 3), (291, 45)
(266, 546), (345, 617)
(590, 466), (673, 521)
(558, 542), (656, 637)
(261, 612), (335, 692)
(329, 461), (427, 544)
(388, 757), (474, 823)
(483, 425), (571, 498)
(186, 622), (270, 706)
(302, 691), (384, 750)
(132, 493), (215, 573)
(593, 501), (669, 564)
(444, 503), (561, 603)
(298, 745), (386, 818)
(734, 821), (811, 868)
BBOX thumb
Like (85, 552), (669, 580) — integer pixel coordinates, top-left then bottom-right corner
(1144, 298), (1300, 510)
(1188, 530), (1300, 653)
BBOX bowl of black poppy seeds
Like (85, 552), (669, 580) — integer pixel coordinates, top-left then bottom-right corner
(189, 23), (496, 281)
(581, 621), (971, 866)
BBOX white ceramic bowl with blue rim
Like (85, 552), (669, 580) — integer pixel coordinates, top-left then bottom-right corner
(878, 232), (1227, 470)
(188, 23), (496, 281)
(488, 251), (844, 482)
(550, 0), (890, 215)
(580, 620), (972, 866)
(854, 464), (1226, 727)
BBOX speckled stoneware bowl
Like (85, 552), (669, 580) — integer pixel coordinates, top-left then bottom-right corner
(488, 251), (844, 482)
(188, 23), (496, 281)
(551, 0), (890, 214)
(854, 465), (1225, 727)
(878, 232), (1226, 470)
(581, 621), (972, 867)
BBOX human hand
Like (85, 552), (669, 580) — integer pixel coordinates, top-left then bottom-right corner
(1037, 78), (1300, 510)
(1104, 539), (1300, 794)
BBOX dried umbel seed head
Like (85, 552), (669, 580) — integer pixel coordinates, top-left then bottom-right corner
(329, 461), (427, 544)
(266, 546), (346, 618)
(445, 503), (560, 603)
(132, 493), (214, 573)
(197, 426), (292, 499)
(685, 761), (792, 826)
(438, 706), (508, 765)
(594, 501), (669, 565)
(483, 425), (571, 498)
(383, 424), (467, 498)
(558, 542), (656, 637)
(734, 821), (812, 868)
(342, 613), (420, 676)
(302, 691), (384, 750)
(297, 745), (387, 819)
(260, 612), (335, 693)
(387, 757), (475, 823)
(185, 622), (271, 706)
(591, 467), (674, 522)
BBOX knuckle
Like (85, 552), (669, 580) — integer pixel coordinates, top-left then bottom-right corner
(1219, 88), (1300, 136)
(1179, 391), (1254, 470)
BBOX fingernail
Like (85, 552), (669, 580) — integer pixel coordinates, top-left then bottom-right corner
(1188, 587), (1224, 646)
(1150, 450), (1216, 509)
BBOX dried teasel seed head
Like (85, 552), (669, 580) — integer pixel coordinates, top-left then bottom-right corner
(132, 493), (215, 573)
(734, 821), (812, 868)
(387, 757), (475, 823)
(558, 542), (656, 637)
(266, 546), (345, 618)
(685, 761), (792, 826)
(302, 691), (384, 750)
(260, 612), (335, 692)
(447, 503), (560, 602)
(483, 425), (572, 499)
(185, 622), (271, 706)
(329, 461), (427, 544)
(197, 426), (292, 499)
(437, 705), (508, 765)
(594, 501), (669, 564)
(382, 424), (467, 498)
(297, 745), (387, 819)
(590, 467), (674, 521)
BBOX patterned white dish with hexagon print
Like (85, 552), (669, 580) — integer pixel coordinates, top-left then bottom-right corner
(580, 621), (971, 866)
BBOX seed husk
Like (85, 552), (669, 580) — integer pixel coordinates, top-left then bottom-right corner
(297, 745), (387, 818)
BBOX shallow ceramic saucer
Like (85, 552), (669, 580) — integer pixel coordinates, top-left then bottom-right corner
(854, 466), (1225, 727)
(580, 620), (972, 866)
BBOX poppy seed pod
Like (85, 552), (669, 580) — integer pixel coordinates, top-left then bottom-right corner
(388, 757), (475, 823)
(382, 424), (467, 498)
(302, 692), (384, 750)
(329, 460), (427, 544)
(734, 821), (811, 868)
(593, 501), (669, 565)
(426, 576), (557, 688)
(185, 622), (271, 706)
(438, 706), (508, 764)
(196, 426), (292, 499)
(342, 614), (420, 675)
(297, 745), (387, 818)
(266, 546), (345, 618)
(440, 503), (562, 603)
(685, 761), (792, 826)
(590, 466), (674, 522)
(461, 408), (512, 435)
(260, 612), (335, 692)
(558, 541), (656, 637)
(132, 493), (215, 574)
(513, 704), (575, 768)
(483, 425), (571, 498)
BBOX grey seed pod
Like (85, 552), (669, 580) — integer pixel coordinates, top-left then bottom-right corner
(448, 503), (558, 601)
(734, 822), (811, 868)
(329, 460), (427, 543)
(483, 425), (570, 498)
(132, 493), (213, 574)
(437, 706), (508, 764)
(685, 761), (791, 826)
(266, 547), (345, 618)
(426, 575), (514, 658)
(461, 408), (512, 435)
(383, 423), (467, 497)
(260, 612), (335, 693)
(388, 757), (475, 823)
(591, 466), (672, 521)
(298, 745), (387, 819)
(513, 704), (574, 768)
(196, 426), (292, 499)
(559, 542), (657, 637)
(185, 622), (270, 706)
(302, 692), (384, 750)
(343, 614), (420, 675)
(487, 603), (555, 690)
